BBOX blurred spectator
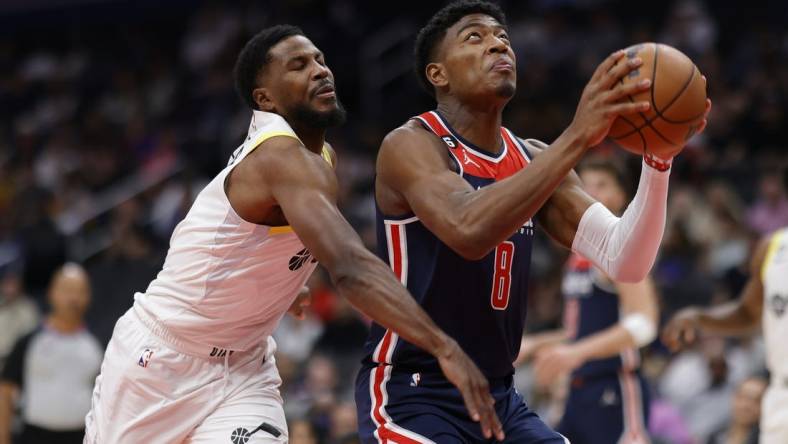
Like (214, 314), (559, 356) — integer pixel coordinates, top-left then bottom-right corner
(0, 270), (38, 369)
(289, 418), (319, 444)
(0, 263), (102, 444)
(707, 375), (767, 444)
(746, 169), (788, 235)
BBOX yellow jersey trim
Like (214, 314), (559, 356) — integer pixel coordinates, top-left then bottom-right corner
(321, 145), (333, 167)
(269, 226), (295, 235)
(246, 133), (332, 237)
(762, 229), (786, 280)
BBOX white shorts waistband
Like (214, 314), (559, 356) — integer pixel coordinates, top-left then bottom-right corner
(131, 305), (262, 359)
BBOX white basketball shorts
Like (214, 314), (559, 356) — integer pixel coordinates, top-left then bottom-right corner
(84, 307), (287, 443)
(761, 383), (788, 444)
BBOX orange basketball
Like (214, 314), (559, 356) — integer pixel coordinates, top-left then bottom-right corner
(608, 43), (707, 159)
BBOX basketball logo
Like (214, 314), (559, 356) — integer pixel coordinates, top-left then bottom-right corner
(230, 427), (251, 444)
(288, 248), (318, 271)
(770, 294), (787, 317)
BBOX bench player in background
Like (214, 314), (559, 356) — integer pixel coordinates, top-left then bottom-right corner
(518, 160), (659, 444)
(84, 25), (501, 443)
(355, 0), (709, 442)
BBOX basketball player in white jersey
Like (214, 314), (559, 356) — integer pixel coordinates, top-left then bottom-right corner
(84, 25), (503, 443)
(663, 219), (788, 443)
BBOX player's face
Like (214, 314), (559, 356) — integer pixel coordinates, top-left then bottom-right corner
(258, 35), (346, 128)
(580, 169), (626, 215)
(436, 14), (516, 100)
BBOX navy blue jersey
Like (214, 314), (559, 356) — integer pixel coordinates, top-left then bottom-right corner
(562, 253), (639, 378)
(362, 110), (535, 379)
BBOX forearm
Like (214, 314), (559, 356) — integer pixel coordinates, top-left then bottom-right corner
(331, 249), (452, 359)
(572, 161), (669, 282)
(455, 130), (587, 255)
(695, 302), (761, 336)
(571, 325), (637, 363)
(516, 330), (567, 365)
(0, 385), (14, 444)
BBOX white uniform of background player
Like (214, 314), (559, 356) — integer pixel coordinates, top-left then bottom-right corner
(84, 111), (329, 443)
(760, 228), (788, 443)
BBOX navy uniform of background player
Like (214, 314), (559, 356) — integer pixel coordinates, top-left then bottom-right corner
(518, 160), (659, 444)
(354, 1), (708, 442)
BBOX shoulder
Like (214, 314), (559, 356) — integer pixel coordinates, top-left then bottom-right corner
(515, 137), (549, 157)
(248, 136), (332, 177)
(755, 228), (786, 276)
(381, 119), (439, 150)
(377, 120), (451, 171)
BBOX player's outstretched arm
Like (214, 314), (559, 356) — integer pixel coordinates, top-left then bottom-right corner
(533, 277), (659, 385)
(535, 98), (711, 283)
(662, 236), (769, 351)
(377, 51), (651, 260)
(237, 137), (504, 440)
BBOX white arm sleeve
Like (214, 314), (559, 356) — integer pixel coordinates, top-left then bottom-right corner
(571, 160), (670, 282)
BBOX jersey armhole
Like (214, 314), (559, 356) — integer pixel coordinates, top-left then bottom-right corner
(762, 230), (785, 280)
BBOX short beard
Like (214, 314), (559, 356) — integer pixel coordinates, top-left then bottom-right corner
(495, 82), (516, 99)
(291, 99), (347, 129)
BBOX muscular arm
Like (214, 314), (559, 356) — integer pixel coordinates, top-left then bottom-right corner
(240, 137), (452, 356)
(536, 151), (670, 282)
(230, 137), (502, 438)
(663, 238), (767, 349)
(377, 124), (588, 260)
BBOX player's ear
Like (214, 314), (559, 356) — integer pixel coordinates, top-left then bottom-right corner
(426, 62), (448, 89)
(253, 87), (275, 113)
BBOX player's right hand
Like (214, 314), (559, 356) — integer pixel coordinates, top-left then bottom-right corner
(436, 339), (504, 441)
(567, 50), (653, 148)
(662, 307), (701, 352)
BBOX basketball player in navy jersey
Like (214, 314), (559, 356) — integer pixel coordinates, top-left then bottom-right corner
(354, 1), (709, 443)
(517, 160), (659, 444)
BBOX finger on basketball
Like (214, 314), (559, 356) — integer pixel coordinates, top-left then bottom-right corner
(605, 101), (649, 118)
(609, 78), (651, 102)
(603, 56), (642, 89)
(592, 50), (625, 83)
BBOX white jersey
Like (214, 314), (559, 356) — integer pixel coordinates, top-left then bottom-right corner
(762, 227), (788, 377)
(134, 110), (332, 351)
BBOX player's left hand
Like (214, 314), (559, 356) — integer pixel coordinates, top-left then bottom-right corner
(287, 286), (311, 320)
(534, 344), (583, 386)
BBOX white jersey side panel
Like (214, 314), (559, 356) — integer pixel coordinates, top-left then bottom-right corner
(762, 227), (788, 376)
(134, 110), (323, 351)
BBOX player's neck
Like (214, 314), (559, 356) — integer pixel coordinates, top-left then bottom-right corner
(290, 123), (326, 154)
(47, 314), (84, 334)
(436, 100), (504, 155)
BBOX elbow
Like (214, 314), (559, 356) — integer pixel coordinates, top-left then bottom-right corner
(608, 258), (656, 283)
(446, 224), (494, 261)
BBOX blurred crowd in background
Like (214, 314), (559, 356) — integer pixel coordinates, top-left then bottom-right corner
(0, 0), (787, 443)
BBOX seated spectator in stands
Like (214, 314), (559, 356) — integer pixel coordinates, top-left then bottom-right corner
(0, 263), (102, 444)
(707, 375), (768, 444)
(0, 269), (39, 369)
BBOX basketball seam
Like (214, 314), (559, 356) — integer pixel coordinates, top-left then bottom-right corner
(612, 44), (705, 146)
(612, 114), (646, 154)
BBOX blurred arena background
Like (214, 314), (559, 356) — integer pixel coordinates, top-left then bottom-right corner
(0, 0), (786, 443)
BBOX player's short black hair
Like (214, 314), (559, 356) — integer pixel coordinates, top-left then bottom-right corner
(414, 0), (507, 96)
(578, 157), (634, 198)
(234, 24), (304, 110)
